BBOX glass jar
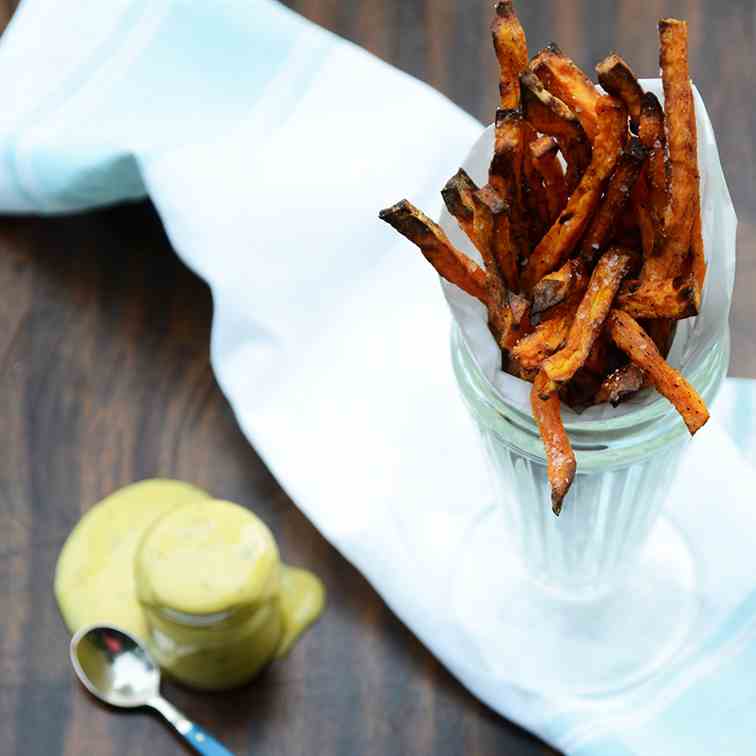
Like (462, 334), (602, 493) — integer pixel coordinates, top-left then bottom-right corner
(450, 323), (729, 695)
(443, 91), (735, 591)
(451, 323), (729, 600)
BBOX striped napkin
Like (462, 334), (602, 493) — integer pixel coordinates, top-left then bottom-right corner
(2, 1), (754, 753)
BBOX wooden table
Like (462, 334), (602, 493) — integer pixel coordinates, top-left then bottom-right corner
(1, 1), (753, 754)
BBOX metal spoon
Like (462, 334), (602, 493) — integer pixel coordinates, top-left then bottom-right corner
(70, 624), (234, 755)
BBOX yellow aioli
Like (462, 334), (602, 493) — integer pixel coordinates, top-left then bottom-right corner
(136, 498), (281, 615)
(54, 480), (325, 690)
(276, 566), (326, 656)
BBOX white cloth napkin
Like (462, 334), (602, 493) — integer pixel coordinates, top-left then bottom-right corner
(2, 2), (755, 753)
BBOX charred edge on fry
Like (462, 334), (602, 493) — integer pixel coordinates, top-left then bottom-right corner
(441, 169), (478, 222)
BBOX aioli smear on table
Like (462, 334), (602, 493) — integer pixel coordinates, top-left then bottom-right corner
(54, 479), (325, 690)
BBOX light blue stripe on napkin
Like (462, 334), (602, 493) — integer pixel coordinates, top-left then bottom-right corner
(572, 378), (756, 756)
(0, 0), (330, 211)
(574, 585), (756, 755)
(549, 379), (756, 756)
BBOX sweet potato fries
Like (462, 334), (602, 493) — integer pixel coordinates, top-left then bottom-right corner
(379, 8), (708, 514)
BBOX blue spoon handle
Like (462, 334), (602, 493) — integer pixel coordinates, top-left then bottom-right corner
(150, 695), (235, 756)
(183, 724), (235, 756)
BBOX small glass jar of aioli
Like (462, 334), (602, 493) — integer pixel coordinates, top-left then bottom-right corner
(135, 499), (286, 691)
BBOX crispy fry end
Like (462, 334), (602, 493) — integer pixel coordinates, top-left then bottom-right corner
(531, 259), (583, 314)
(379, 200), (488, 303)
(531, 44), (601, 141)
(491, 1), (529, 109)
(532, 371), (576, 515)
(595, 52), (644, 128)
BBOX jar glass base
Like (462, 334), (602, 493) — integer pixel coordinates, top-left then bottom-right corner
(451, 505), (698, 697)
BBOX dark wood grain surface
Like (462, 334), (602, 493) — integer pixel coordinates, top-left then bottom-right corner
(1, 1), (753, 754)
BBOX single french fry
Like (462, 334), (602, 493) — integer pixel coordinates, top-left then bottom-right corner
(531, 258), (584, 314)
(679, 44), (704, 289)
(442, 171), (520, 293)
(491, 0), (528, 109)
(520, 70), (592, 193)
(579, 137), (647, 263)
(522, 96), (629, 290)
(468, 190), (515, 350)
(607, 309), (709, 434)
(529, 136), (568, 224)
(659, 18), (696, 229)
(595, 52), (644, 129)
(379, 200), (488, 303)
(644, 19), (697, 280)
(616, 272), (700, 319)
(531, 371), (576, 515)
(596, 363), (646, 406)
(490, 109), (530, 263)
(531, 43), (602, 141)
(638, 92), (668, 243)
(477, 184), (520, 292)
(542, 247), (632, 384)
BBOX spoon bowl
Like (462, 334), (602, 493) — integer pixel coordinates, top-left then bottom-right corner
(71, 625), (160, 708)
(69, 624), (234, 755)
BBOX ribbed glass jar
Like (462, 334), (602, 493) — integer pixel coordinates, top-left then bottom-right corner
(451, 324), (729, 600)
